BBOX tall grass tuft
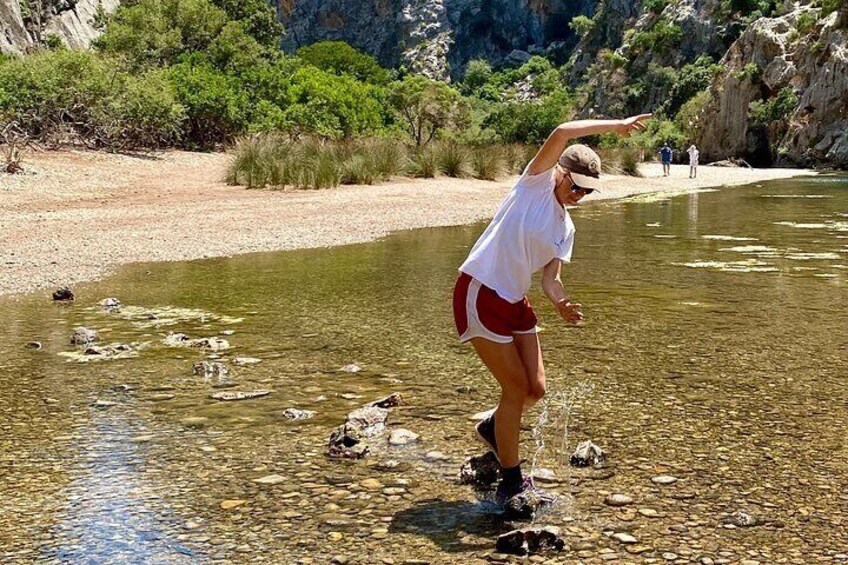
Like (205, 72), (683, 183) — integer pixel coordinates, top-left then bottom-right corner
(408, 144), (439, 178)
(598, 147), (643, 177)
(291, 138), (342, 189)
(470, 145), (506, 181)
(370, 138), (408, 179)
(226, 136), (269, 189)
(504, 143), (537, 174)
(436, 140), (470, 178)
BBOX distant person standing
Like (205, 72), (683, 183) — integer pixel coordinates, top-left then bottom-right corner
(687, 144), (700, 179)
(657, 143), (673, 176)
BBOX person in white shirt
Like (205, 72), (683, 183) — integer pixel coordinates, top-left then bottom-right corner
(687, 144), (700, 178)
(452, 113), (652, 502)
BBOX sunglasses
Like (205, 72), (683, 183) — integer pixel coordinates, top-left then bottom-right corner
(571, 183), (595, 195)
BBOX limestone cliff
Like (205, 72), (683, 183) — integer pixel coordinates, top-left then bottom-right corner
(277, 0), (595, 81)
(697, 6), (848, 167)
(0, 0), (118, 55)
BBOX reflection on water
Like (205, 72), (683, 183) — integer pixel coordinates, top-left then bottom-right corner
(1, 176), (847, 563)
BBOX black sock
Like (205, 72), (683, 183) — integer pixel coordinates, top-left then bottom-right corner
(502, 464), (523, 488)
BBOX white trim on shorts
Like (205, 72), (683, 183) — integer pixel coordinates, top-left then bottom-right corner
(459, 278), (538, 344)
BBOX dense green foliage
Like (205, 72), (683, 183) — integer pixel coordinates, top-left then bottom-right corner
(295, 41), (390, 85)
(749, 87), (798, 127)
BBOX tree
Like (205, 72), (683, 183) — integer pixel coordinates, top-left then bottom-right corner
(295, 41), (389, 85)
(284, 66), (386, 138)
(462, 59), (492, 94)
(387, 75), (469, 145)
(209, 0), (283, 48)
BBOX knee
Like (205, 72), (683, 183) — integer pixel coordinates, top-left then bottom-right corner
(528, 382), (546, 402)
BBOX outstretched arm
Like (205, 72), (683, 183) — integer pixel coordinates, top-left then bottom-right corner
(541, 258), (583, 325)
(527, 114), (652, 175)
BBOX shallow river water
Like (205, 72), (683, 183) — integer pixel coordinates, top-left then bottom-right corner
(1, 176), (847, 564)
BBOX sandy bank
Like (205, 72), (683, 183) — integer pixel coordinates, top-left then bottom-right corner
(0, 150), (815, 297)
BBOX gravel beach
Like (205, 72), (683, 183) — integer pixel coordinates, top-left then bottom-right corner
(0, 149), (815, 297)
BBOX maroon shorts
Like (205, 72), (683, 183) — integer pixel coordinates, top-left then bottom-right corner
(452, 272), (537, 344)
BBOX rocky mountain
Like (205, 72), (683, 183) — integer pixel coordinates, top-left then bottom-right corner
(278, 0), (596, 80)
(697, 6), (848, 167)
(0, 0), (118, 54)
(2, 0), (846, 167)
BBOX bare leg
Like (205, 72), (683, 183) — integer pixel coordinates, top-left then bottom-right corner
(514, 331), (546, 411)
(471, 337), (529, 468)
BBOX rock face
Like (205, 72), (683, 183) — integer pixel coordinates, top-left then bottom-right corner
(278, 0), (595, 80)
(0, 0), (119, 55)
(697, 7), (848, 168)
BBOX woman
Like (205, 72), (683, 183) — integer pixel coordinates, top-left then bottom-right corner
(453, 114), (651, 502)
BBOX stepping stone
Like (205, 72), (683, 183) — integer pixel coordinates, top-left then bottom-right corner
(496, 526), (565, 556)
(570, 440), (605, 467)
(389, 429), (419, 446)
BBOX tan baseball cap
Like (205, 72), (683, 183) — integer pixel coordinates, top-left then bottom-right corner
(558, 144), (603, 191)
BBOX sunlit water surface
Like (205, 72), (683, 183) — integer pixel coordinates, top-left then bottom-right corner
(1, 176), (846, 564)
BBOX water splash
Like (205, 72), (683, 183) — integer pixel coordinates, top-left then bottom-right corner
(530, 380), (596, 489)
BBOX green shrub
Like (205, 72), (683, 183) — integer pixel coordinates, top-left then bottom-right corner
(0, 50), (185, 149)
(748, 87), (798, 127)
(629, 118), (686, 152)
(734, 62), (762, 82)
(630, 20), (683, 55)
(484, 90), (573, 144)
(226, 135), (279, 188)
(795, 10), (818, 34)
(296, 41), (389, 85)
(169, 55), (250, 146)
(209, 0), (283, 48)
(462, 59), (493, 93)
(339, 151), (377, 185)
(91, 68), (185, 148)
(821, 0), (841, 16)
(95, 0), (229, 69)
(287, 138), (343, 189)
(675, 90), (712, 137)
(285, 66), (386, 139)
(598, 147), (642, 176)
(436, 140), (470, 177)
(660, 56), (722, 116)
(643, 0), (669, 13)
(42, 34), (64, 50)
(569, 15), (595, 37)
(502, 143), (538, 174)
(600, 49), (628, 69)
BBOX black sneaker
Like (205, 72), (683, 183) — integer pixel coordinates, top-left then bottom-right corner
(495, 476), (532, 504)
(475, 415), (499, 461)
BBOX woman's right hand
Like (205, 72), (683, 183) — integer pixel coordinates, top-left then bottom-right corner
(556, 299), (584, 325)
(618, 113), (652, 137)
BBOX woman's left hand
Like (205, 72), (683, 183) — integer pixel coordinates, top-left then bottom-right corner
(618, 113), (652, 137)
(556, 299), (584, 325)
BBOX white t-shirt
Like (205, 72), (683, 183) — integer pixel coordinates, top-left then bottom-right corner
(688, 147), (699, 165)
(459, 167), (576, 303)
